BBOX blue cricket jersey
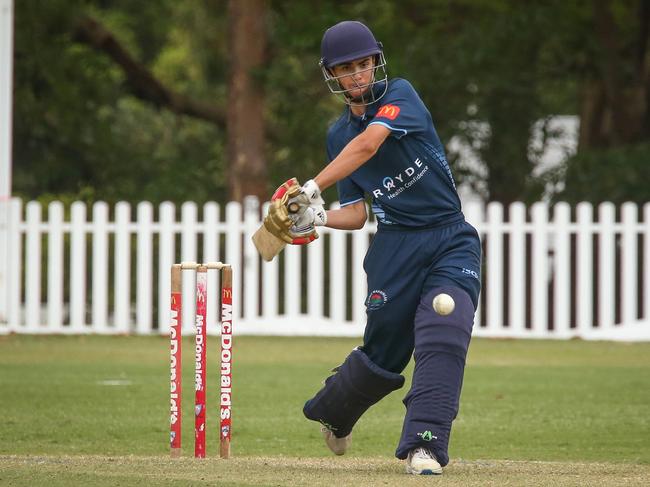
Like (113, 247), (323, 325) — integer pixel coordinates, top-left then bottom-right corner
(329, 78), (462, 227)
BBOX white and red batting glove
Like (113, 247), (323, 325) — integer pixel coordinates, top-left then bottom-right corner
(265, 178), (325, 245)
(287, 179), (327, 243)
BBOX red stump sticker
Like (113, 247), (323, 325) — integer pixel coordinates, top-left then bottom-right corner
(220, 286), (233, 445)
(170, 276), (182, 455)
(194, 268), (207, 458)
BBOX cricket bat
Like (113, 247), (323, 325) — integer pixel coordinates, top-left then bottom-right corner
(252, 224), (287, 262)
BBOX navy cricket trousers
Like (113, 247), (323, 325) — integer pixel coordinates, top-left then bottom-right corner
(359, 217), (481, 373)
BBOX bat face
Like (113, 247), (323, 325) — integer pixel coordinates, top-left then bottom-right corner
(252, 224), (287, 261)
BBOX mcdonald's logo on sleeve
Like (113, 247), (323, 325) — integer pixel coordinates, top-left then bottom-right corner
(376, 104), (401, 120)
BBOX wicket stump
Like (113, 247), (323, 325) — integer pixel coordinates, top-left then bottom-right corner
(170, 261), (233, 459)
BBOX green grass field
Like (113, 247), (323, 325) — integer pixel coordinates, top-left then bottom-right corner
(1, 334), (649, 486)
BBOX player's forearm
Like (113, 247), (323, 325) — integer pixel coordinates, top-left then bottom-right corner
(314, 134), (378, 191)
(325, 203), (367, 230)
(325, 210), (363, 230)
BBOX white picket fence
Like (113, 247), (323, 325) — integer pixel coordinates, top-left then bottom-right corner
(0, 197), (649, 340)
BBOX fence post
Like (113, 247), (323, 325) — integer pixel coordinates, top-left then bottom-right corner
(621, 203), (638, 325)
(598, 203), (615, 332)
(203, 202), (220, 333)
(284, 240), (301, 319)
(136, 202), (153, 334)
(0, 197), (7, 328)
(158, 202), (176, 334)
(486, 202), (504, 334)
(25, 201), (41, 331)
(7, 198), (21, 329)
(553, 203), (571, 338)
(508, 202), (526, 335)
(114, 201), (131, 333)
(48, 201), (64, 332)
(70, 201), (87, 332)
(576, 202), (593, 338)
(644, 203), (650, 325)
(92, 202), (109, 333)
(531, 202), (549, 336)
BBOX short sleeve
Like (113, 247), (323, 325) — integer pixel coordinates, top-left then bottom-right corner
(337, 177), (365, 207)
(368, 79), (429, 139)
(327, 127), (364, 206)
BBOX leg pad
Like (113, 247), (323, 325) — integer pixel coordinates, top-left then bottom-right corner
(395, 286), (475, 465)
(304, 348), (405, 437)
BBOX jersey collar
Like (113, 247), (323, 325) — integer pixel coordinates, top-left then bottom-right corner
(346, 80), (387, 123)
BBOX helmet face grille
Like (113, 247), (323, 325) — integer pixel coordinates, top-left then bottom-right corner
(321, 52), (388, 107)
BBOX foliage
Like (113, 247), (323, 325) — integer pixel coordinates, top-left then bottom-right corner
(13, 0), (226, 205)
(11, 0), (650, 205)
(554, 143), (650, 204)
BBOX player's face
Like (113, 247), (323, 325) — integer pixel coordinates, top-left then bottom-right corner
(331, 56), (375, 100)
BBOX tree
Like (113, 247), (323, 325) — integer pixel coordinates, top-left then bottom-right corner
(13, 0), (268, 204)
(227, 0), (268, 202)
(365, 0), (573, 204)
(554, 0), (650, 203)
(12, 0), (649, 207)
(13, 0), (229, 205)
(579, 0), (650, 149)
(555, 143), (650, 205)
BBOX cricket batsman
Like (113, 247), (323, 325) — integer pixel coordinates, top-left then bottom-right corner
(262, 20), (482, 475)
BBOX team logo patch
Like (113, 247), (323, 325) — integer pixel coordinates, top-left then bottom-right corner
(366, 290), (388, 310)
(417, 430), (438, 442)
(376, 104), (400, 120)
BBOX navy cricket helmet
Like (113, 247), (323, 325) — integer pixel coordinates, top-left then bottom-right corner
(319, 21), (388, 106)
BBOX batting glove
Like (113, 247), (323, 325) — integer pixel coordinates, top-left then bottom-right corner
(265, 178), (320, 245)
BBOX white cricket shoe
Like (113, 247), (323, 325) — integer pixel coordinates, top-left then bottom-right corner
(405, 447), (443, 475)
(320, 426), (352, 456)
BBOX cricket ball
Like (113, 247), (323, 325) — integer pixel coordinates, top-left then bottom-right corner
(433, 293), (455, 315)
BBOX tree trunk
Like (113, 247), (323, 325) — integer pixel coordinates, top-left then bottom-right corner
(579, 0), (649, 149)
(577, 80), (608, 151)
(227, 0), (268, 202)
